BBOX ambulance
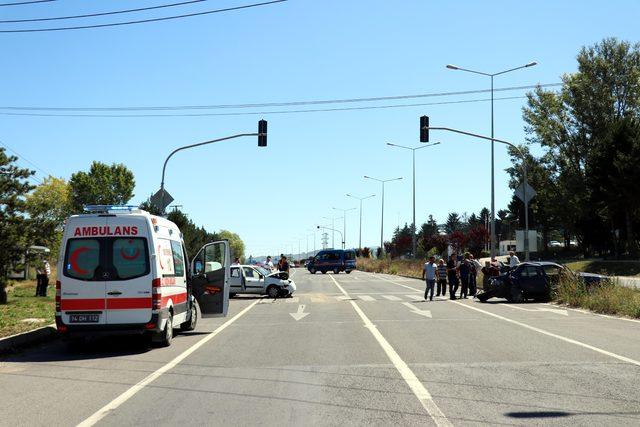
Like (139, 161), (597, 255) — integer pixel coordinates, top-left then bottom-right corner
(55, 205), (231, 347)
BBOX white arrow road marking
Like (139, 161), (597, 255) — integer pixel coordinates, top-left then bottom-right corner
(500, 304), (568, 316)
(402, 302), (433, 318)
(289, 304), (309, 321)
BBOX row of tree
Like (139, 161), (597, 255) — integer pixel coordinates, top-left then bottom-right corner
(0, 155), (244, 304)
(508, 38), (640, 258)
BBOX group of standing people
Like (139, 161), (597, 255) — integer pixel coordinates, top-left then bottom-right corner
(422, 251), (522, 301)
(421, 253), (485, 301)
(263, 255), (290, 275)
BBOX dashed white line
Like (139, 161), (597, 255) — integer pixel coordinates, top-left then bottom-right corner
(381, 295), (402, 301)
(329, 274), (452, 427)
(358, 295), (376, 302)
(77, 298), (262, 427)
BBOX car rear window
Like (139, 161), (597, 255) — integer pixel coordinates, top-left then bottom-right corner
(64, 237), (150, 281)
(113, 238), (149, 279)
(65, 239), (100, 280)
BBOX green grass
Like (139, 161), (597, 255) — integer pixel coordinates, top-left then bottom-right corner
(564, 260), (640, 277)
(555, 276), (640, 318)
(0, 281), (55, 338)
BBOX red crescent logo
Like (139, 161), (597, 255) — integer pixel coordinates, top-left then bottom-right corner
(120, 247), (140, 260)
(70, 247), (90, 275)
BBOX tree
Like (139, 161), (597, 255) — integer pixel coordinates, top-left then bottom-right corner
(445, 212), (462, 234)
(25, 176), (73, 260)
(217, 230), (245, 261)
(0, 148), (34, 304)
(69, 161), (135, 212)
(522, 38), (640, 257)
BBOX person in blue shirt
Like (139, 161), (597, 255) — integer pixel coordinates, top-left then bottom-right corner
(422, 255), (438, 301)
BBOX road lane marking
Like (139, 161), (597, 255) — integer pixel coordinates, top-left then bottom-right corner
(402, 302), (432, 318)
(358, 295), (376, 301)
(543, 303), (640, 324)
(77, 298), (262, 427)
(405, 294), (423, 300)
(500, 304), (568, 316)
(363, 272), (423, 292)
(289, 304), (309, 321)
(285, 297), (300, 303)
(452, 300), (640, 367)
(329, 274), (451, 427)
(381, 295), (402, 301)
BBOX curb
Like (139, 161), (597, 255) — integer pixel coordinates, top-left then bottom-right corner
(0, 323), (57, 355)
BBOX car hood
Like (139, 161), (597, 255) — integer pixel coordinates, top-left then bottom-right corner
(576, 271), (608, 280)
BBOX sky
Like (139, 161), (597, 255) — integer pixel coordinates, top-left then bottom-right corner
(2, 0), (640, 258)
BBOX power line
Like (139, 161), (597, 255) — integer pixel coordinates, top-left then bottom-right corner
(0, 0), (209, 24)
(0, 0), (287, 32)
(0, 83), (560, 112)
(0, 95), (529, 118)
(0, 0), (54, 6)
(0, 140), (49, 184)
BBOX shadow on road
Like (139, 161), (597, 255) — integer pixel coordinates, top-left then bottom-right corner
(506, 410), (572, 418)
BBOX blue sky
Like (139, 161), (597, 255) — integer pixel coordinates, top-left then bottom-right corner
(2, 0), (639, 257)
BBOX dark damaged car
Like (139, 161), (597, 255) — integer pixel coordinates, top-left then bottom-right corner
(477, 261), (609, 303)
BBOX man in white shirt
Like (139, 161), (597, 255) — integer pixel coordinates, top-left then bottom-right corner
(264, 256), (275, 272)
(508, 251), (520, 268)
(421, 255), (438, 301)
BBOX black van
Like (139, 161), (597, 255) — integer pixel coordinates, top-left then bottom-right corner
(307, 249), (356, 274)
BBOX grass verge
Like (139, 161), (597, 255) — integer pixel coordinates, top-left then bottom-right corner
(555, 277), (640, 318)
(0, 280), (55, 338)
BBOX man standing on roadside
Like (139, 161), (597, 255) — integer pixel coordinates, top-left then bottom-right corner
(447, 253), (459, 300)
(279, 255), (290, 276)
(264, 256), (275, 272)
(508, 251), (520, 269)
(458, 253), (471, 299)
(422, 255), (437, 301)
(35, 258), (50, 297)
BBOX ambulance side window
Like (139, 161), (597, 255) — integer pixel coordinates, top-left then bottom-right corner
(112, 238), (150, 280)
(170, 240), (185, 278)
(64, 239), (100, 281)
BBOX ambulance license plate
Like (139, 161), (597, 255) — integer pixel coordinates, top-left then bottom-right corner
(69, 314), (100, 323)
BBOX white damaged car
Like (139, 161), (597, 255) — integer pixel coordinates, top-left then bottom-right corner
(229, 265), (296, 298)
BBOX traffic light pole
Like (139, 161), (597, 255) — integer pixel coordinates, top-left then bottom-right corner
(159, 120), (267, 215)
(425, 125), (530, 261)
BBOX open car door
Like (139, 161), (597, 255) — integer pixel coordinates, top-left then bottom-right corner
(190, 240), (230, 318)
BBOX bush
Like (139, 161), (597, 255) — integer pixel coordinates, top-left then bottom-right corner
(556, 275), (640, 318)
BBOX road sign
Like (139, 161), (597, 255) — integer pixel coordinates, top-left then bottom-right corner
(515, 182), (536, 204)
(150, 188), (174, 212)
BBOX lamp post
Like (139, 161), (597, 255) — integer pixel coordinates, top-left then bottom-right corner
(387, 142), (440, 257)
(426, 125), (531, 261)
(322, 216), (342, 249)
(346, 193), (375, 250)
(332, 207), (356, 249)
(446, 62), (536, 258)
(363, 176), (403, 254)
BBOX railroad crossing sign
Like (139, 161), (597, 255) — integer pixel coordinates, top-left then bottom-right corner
(150, 188), (174, 212)
(515, 182), (536, 204)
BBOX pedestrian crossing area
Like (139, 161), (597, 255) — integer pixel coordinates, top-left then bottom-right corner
(254, 293), (429, 304)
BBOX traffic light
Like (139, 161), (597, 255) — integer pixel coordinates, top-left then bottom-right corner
(420, 115), (429, 142)
(258, 119), (267, 147)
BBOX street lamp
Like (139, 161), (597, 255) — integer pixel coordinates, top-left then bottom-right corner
(446, 62), (536, 258)
(426, 125), (531, 261)
(322, 216), (342, 249)
(387, 142), (440, 257)
(363, 176), (403, 254)
(346, 193), (375, 250)
(332, 207), (356, 249)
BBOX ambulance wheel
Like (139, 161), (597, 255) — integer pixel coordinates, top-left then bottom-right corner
(154, 313), (173, 347)
(267, 285), (279, 299)
(181, 299), (199, 332)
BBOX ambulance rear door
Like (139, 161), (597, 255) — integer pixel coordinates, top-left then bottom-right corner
(190, 240), (230, 317)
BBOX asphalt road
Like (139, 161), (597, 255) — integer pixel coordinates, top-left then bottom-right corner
(2, 268), (640, 426)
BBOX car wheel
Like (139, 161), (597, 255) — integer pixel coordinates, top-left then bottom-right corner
(346, 270), (352, 274)
(321, 270), (327, 274)
(333, 268), (340, 274)
(310, 268), (316, 274)
(180, 299), (199, 332)
(509, 287), (524, 304)
(153, 312), (173, 347)
(267, 285), (279, 298)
